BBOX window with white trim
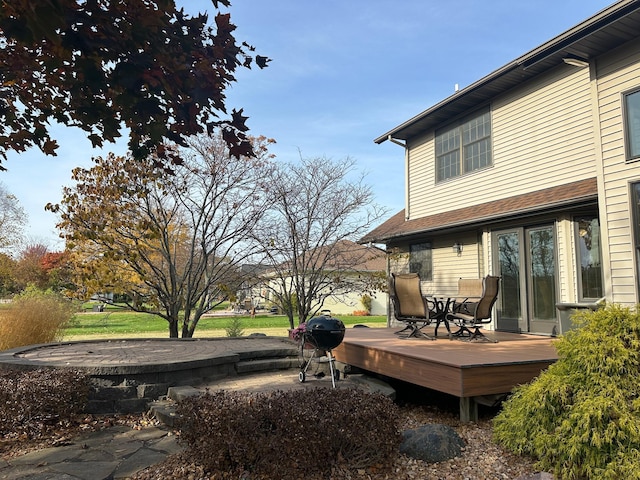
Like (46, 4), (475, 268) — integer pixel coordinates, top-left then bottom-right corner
(409, 242), (432, 281)
(624, 89), (640, 161)
(574, 215), (603, 301)
(435, 109), (492, 182)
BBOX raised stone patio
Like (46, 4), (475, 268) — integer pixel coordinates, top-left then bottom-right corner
(0, 337), (301, 413)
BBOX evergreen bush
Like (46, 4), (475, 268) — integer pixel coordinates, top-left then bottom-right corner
(493, 303), (640, 479)
(224, 317), (244, 337)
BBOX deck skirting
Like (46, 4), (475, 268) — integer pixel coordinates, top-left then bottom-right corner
(332, 327), (557, 421)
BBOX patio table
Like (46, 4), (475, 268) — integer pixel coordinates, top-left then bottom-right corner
(430, 296), (453, 338)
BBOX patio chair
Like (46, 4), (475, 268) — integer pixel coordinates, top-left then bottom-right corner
(447, 275), (501, 342)
(389, 273), (439, 340)
(449, 278), (483, 319)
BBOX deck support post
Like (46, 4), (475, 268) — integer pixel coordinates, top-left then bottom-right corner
(459, 397), (478, 422)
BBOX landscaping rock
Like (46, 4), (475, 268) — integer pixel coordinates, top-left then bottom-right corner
(516, 473), (555, 480)
(400, 423), (465, 463)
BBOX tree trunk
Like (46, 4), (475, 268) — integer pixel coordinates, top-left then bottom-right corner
(182, 322), (194, 338)
(168, 319), (179, 338)
(184, 315), (201, 338)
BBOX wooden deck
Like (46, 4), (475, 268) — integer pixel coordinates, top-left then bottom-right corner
(332, 327), (558, 421)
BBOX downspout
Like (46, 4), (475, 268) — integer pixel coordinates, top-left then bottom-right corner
(387, 135), (409, 219)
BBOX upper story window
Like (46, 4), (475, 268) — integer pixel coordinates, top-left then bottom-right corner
(624, 89), (640, 161)
(435, 109), (492, 182)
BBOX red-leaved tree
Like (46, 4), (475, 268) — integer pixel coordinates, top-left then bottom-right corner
(0, 0), (269, 169)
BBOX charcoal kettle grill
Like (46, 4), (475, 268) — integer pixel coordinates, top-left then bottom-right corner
(298, 315), (345, 388)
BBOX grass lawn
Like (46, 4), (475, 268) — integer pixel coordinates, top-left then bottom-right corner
(63, 310), (387, 340)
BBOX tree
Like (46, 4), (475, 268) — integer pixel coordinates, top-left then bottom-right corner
(0, 182), (26, 254)
(255, 156), (387, 329)
(0, 241), (69, 294)
(14, 243), (49, 290)
(40, 251), (74, 292)
(0, 252), (18, 297)
(49, 133), (274, 338)
(0, 0), (269, 169)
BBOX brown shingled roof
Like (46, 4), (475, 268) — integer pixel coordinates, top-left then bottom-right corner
(361, 178), (598, 243)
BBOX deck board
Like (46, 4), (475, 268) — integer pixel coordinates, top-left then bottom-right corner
(332, 327), (558, 399)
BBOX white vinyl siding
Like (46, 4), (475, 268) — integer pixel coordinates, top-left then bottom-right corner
(407, 64), (596, 220)
(595, 37), (640, 304)
(406, 132), (435, 218)
(390, 233), (484, 298)
(425, 233), (484, 296)
(555, 216), (576, 304)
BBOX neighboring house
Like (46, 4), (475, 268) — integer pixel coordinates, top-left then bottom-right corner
(259, 240), (388, 316)
(314, 241), (387, 316)
(364, 0), (640, 335)
(236, 264), (272, 310)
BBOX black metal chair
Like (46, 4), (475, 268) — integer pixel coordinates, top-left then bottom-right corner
(389, 273), (440, 340)
(447, 275), (501, 342)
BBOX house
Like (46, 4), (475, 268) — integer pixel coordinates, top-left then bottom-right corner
(258, 240), (388, 316)
(313, 240), (387, 316)
(364, 0), (640, 335)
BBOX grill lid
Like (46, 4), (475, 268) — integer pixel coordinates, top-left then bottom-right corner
(306, 316), (346, 350)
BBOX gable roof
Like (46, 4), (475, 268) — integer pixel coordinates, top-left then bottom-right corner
(321, 240), (387, 271)
(375, 0), (640, 144)
(272, 239), (387, 273)
(361, 178), (598, 244)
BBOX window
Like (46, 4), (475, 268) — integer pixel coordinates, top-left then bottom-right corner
(409, 242), (432, 280)
(632, 183), (640, 299)
(575, 216), (603, 301)
(624, 89), (640, 161)
(436, 110), (492, 182)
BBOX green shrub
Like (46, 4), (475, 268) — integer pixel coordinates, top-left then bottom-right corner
(493, 304), (640, 479)
(224, 316), (244, 337)
(176, 388), (401, 479)
(0, 287), (77, 350)
(361, 294), (372, 313)
(0, 368), (90, 437)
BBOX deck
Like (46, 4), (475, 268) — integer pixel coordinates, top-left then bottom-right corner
(332, 327), (558, 421)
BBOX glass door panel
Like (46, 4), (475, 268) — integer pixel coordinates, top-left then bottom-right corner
(494, 230), (526, 332)
(526, 226), (558, 335)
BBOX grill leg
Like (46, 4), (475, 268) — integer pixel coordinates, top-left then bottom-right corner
(327, 350), (336, 388)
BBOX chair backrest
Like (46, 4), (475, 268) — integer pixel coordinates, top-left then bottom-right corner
(391, 273), (426, 318)
(474, 275), (501, 321)
(456, 278), (483, 302)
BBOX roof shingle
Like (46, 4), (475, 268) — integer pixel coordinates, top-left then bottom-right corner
(361, 178), (598, 243)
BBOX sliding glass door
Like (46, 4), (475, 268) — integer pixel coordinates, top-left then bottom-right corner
(493, 225), (558, 335)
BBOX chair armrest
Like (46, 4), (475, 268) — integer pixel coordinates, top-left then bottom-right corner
(424, 295), (446, 311)
(452, 298), (479, 315)
(390, 294), (402, 319)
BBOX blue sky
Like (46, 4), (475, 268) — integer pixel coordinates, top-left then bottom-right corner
(2, 0), (613, 250)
